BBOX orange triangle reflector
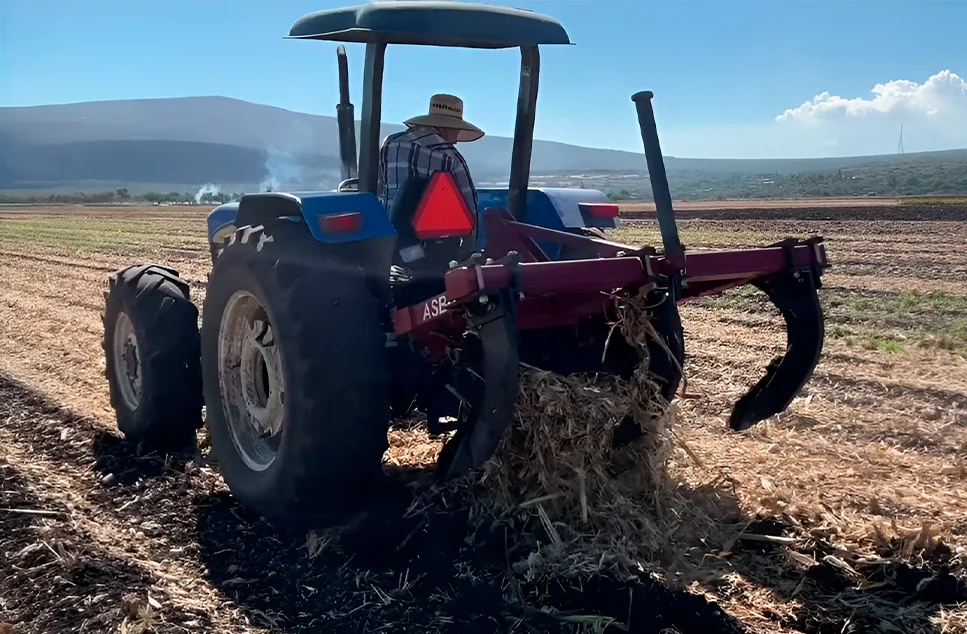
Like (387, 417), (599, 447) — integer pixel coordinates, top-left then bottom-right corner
(411, 171), (476, 240)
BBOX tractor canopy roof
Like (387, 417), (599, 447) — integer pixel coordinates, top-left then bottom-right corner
(287, 1), (571, 49)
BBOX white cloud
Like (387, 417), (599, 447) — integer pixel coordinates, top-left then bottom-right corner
(776, 70), (967, 122)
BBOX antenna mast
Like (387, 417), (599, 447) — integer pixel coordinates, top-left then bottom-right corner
(897, 123), (905, 154)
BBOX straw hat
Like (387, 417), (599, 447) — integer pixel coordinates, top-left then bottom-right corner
(403, 94), (485, 142)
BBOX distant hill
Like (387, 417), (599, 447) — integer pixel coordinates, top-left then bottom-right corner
(0, 96), (646, 191)
(2, 96), (967, 197)
(0, 138), (268, 187)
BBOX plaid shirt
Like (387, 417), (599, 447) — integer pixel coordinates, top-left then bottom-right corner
(378, 127), (478, 219)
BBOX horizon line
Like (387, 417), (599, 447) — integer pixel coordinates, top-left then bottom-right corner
(3, 95), (967, 163)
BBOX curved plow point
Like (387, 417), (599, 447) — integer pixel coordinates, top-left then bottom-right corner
(729, 270), (824, 431)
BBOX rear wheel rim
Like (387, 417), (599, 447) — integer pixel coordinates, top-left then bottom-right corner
(112, 311), (142, 411)
(218, 291), (285, 471)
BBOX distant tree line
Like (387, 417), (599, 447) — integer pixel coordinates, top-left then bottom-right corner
(603, 157), (967, 201)
(142, 191), (243, 204)
(0, 189), (245, 205)
(0, 188), (133, 204)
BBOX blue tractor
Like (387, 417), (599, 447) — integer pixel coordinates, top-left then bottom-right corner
(103, 2), (828, 526)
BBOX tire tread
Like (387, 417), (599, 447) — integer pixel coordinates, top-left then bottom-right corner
(103, 264), (203, 450)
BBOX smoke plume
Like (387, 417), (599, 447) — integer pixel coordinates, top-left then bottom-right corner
(194, 183), (220, 203)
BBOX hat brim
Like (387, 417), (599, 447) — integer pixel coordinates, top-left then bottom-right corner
(403, 114), (485, 142)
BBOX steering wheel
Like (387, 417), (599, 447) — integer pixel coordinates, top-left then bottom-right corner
(337, 178), (358, 193)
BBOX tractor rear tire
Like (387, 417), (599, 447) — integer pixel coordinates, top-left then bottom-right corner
(201, 222), (392, 526)
(103, 264), (203, 451)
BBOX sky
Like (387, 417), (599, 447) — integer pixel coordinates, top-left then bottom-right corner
(1, 0), (966, 159)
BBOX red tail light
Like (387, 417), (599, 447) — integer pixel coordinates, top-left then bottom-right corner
(579, 202), (620, 219)
(412, 171), (476, 240)
(320, 211), (363, 233)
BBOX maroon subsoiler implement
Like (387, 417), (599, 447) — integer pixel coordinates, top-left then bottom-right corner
(393, 93), (828, 479)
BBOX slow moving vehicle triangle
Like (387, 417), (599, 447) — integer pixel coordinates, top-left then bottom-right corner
(411, 171), (476, 240)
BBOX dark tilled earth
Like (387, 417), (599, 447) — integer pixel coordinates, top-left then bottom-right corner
(0, 372), (747, 634)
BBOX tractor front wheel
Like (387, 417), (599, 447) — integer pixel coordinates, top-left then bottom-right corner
(201, 222), (391, 526)
(103, 264), (203, 450)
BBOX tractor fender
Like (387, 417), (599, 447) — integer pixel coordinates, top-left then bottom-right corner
(207, 202), (241, 247)
(206, 192), (397, 249)
(474, 187), (618, 258)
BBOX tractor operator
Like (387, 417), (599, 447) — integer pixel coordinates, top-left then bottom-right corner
(377, 93), (484, 222)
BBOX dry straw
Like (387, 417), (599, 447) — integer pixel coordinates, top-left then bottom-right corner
(479, 289), (740, 581)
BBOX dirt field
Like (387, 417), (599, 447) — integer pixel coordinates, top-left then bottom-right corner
(1, 203), (966, 633)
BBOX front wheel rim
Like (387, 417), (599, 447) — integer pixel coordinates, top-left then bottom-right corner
(112, 311), (142, 411)
(218, 291), (285, 471)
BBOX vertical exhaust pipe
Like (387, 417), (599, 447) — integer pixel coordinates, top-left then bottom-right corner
(336, 45), (358, 182)
(631, 91), (684, 269)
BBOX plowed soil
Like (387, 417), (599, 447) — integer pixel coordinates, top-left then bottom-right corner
(1, 203), (966, 634)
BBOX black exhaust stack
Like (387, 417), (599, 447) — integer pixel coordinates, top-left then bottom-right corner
(336, 45), (358, 182)
(632, 91), (685, 268)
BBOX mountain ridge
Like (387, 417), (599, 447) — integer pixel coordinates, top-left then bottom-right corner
(3, 96), (967, 193)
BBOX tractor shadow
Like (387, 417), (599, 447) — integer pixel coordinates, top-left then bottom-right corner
(191, 464), (532, 633)
(89, 431), (198, 486)
(185, 452), (754, 633)
(0, 455), (211, 632)
(698, 531), (965, 634)
(75, 416), (963, 633)
(185, 465), (963, 634)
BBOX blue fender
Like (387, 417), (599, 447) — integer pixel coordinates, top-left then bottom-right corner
(207, 191), (396, 246)
(207, 202), (240, 244)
